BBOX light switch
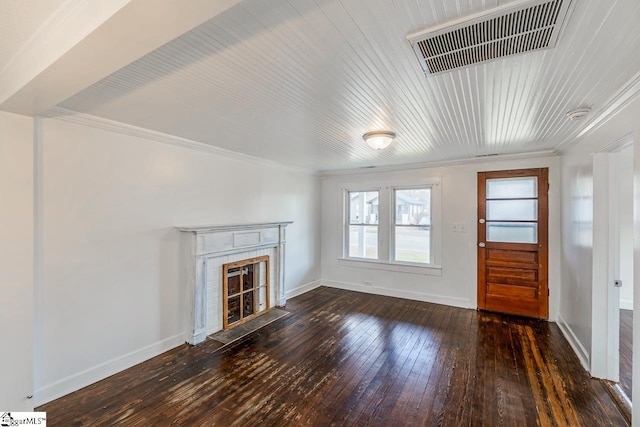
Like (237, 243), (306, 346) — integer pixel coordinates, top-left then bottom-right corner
(451, 223), (467, 233)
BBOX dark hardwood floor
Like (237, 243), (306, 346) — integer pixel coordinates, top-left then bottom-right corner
(620, 308), (633, 399)
(39, 287), (628, 426)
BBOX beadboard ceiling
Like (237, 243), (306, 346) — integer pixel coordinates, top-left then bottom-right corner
(5, 0), (640, 171)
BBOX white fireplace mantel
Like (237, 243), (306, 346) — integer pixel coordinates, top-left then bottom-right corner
(177, 221), (292, 345)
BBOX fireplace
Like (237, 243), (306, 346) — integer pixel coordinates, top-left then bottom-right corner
(177, 222), (292, 344)
(223, 255), (269, 329)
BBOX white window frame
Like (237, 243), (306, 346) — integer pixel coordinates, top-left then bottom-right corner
(341, 178), (441, 274)
(391, 184), (435, 267)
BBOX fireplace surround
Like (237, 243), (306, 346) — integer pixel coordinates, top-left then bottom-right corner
(177, 221), (292, 344)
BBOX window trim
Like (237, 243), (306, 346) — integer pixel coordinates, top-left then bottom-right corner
(341, 178), (441, 271)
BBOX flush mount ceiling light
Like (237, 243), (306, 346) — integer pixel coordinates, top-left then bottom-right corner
(363, 131), (396, 150)
(566, 107), (591, 120)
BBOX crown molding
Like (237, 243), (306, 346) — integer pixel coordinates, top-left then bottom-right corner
(0, 0), (132, 105)
(319, 150), (558, 177)
(1, 0), (84, 75)
(42, 107), (318, 176)
(593, 131), (636, 154)
(554, 70), (640, 153)
(42, 107), (556, 177)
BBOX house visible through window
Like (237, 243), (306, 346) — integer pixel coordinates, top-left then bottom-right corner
(344, 182), (439, 268)
(347, 190), (379, 259)
(394, 188), (431, 264)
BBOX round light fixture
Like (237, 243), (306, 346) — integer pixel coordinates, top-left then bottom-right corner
(363, 131), (396, 150)
(566, 107), (591, 120)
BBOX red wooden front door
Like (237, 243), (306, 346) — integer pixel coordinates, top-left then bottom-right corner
(477, 168), (549, 319)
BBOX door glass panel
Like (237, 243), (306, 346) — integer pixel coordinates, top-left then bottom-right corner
(486, 200), (538, 221)
(487, 222), (538, 243)
(487, 177), (537, 199)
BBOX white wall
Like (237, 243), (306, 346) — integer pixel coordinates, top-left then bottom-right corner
(560, 147), (596, 367)
(0, 111), (34, 410)
(560, 95), (640, 380)
(320, 155), (561, 316)
(34, 118), (321, 405)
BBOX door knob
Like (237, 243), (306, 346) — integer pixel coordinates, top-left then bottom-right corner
(479, 219), (485, 224)
(479, 242), (486, 248)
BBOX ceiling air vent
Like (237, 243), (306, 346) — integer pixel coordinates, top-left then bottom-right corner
(408, 0), (573, 76)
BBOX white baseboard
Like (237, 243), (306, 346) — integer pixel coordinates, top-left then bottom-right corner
(285, 280), (322, 300)
(556, 314), (590, 372)
(34, 333), (185, 406)
(322, 280), (469, 308)
(620, 299), (634, 310)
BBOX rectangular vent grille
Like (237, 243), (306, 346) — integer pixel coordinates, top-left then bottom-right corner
(408, 0), (572, 75)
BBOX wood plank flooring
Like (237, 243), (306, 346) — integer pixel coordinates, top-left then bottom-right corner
(38, 287), (628, 426)
(620, 308), (633, 399)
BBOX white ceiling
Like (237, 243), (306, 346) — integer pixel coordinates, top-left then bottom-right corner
(4, 0), (640, 171)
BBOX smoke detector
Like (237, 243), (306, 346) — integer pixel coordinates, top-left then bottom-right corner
(408, 0), (574, 76)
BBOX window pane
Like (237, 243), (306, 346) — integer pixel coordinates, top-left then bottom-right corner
(486, 200), (537, 221)
(349, 191), (379, 224)
(395, 188), (431, 225)
(486, 177), (537, 199)
(394, 226), (430, 263)
(486, 222), (537, 243)
(228, 295), (240, 325)
(348, 225), (378, 258)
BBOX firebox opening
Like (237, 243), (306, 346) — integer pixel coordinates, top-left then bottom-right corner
(222, 255), (270, 330)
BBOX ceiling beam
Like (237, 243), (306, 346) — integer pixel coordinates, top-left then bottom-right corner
(0, 0), (244, 116)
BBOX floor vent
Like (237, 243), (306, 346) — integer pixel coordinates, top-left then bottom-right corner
(408, 0), (573, 76)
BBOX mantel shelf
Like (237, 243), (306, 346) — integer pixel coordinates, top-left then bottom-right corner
(176, 221), (293, 234)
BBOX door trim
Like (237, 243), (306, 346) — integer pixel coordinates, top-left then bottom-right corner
(591, 144), (632, 381)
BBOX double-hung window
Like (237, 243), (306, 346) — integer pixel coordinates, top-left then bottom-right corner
(346, 190), (379, 259)
(343, 181), (439, 269)
(393, 187), (432, 264)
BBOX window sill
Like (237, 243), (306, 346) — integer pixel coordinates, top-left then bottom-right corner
(337, 258), (442, 276)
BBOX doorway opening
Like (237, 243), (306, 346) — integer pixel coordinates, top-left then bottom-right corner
(592, 136), (634, 407)
(613, 144), (634, 401)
